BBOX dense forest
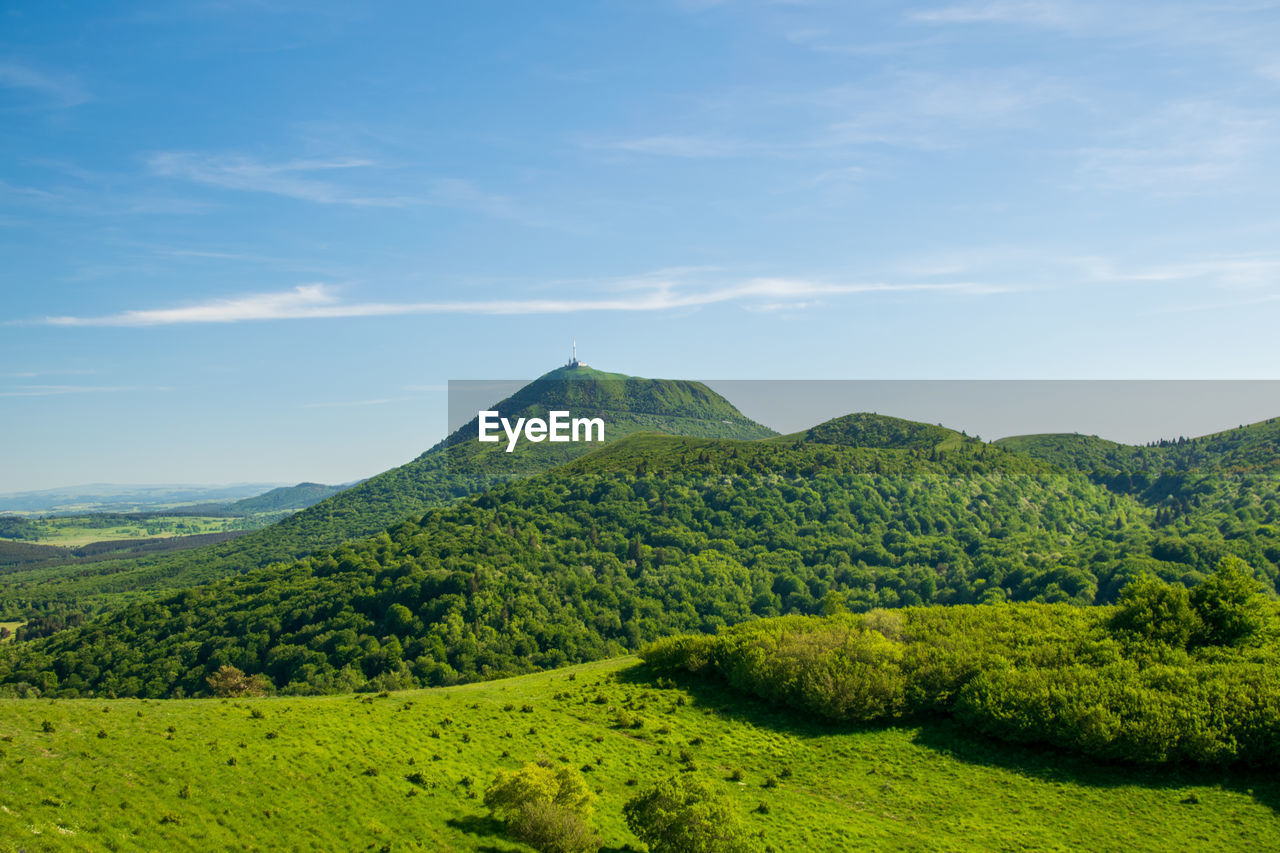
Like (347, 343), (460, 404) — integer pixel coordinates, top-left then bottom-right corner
(4, 413), (1277, 699)
(0, 368), (774, 620)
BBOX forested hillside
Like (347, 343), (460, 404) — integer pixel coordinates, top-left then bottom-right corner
(6, 416), (1277, 699)
(996, 417), (1280, 493)
(0, 367), (774, 620)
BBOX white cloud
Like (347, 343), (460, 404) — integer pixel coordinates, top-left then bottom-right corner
(605, 135), (759, 158)
(2, 368), (99, 378)
(146, 152), (415, 207)
(1079, 253), (1280, 290)
(144, 153), (546, 222)
(40, 277), (1010, 327)
(304, 397), (416, 408)
(599, 70), (1081, 163)
(1075, 101), (1271, 192)
(0, 385), (169, 397)
(909, 1), (1076, 27)
(0, 61), (89, 107)
(46, 283), (341, 326)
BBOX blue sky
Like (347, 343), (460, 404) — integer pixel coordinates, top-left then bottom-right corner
(3, 0), (1280, 491)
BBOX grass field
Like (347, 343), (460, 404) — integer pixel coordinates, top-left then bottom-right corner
(0, 622), (20, 643)
(0, 516), (263, 548)
(0, 657), (1277, 852)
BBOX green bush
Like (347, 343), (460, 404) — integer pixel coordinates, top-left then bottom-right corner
(484, 763), (600, 853)
(623, 773), (759, 853)
(1190, 557), (1270, 647)
(641, 599), (1280, 768)
(1110, 575), (1196, 647)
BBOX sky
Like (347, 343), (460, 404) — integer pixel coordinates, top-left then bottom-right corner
(3, 0), (1280, 491)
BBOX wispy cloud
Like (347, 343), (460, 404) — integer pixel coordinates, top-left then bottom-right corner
(146, 152), (416, 207)
(425, 178), (534, 223)
(144, 152), (547, 222)
(605, 135), (760, 158)
(0, 61), (89, 107)
(3, 368), (99, 378)
(39, 277), (1010, 327)
(601, 69), (1080, 161)
(1075, 100), (1271, 192)
(909, 1), (1075, 27)
(304, 397), (416, 408)
(910, 1), (1280, 87)
(1079, 252), (1280, 290)
(0, 385), (169, 397)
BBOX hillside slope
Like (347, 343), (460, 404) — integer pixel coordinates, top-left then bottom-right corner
(995, 417), (1280, 484)
(227, 481), (349, 514)
(10, 418), (1257, 698)
(1, 656), (1276, 852)
(0, 366), (774, 618)
(770, 411), (974, 451)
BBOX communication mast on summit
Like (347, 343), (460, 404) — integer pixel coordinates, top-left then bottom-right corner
(567, 341), (586, 368)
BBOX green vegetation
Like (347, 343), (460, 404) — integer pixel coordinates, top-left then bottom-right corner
(0, 513), (264, 547)
(6, 410), (1279, 699)
(485, 763), (600, 852)
(643, 563), (1280, 767)
(768, 412), (973, 452)
(995, 417), (1280, 482)
(224, 482), (348, 514)
(624, 773), (759, 852)
(1, 657), (1277, 852)
(0, 368), (774, 619)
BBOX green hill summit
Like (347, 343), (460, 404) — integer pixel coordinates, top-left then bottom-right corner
(0, 365), (775, 615)
(772, 412), (975, 451)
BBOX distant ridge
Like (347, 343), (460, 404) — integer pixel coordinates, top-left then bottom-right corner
(995, 416), (1280, 480)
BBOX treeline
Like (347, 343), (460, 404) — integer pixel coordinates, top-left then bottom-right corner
(2, 433), (1276, 699)
(642, 558), (1280, 767)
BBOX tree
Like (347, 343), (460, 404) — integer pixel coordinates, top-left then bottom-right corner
(205, 665), (270, 698)
(1190, 556), (1270, 646)
(484, 764), (599, 853)
(623, 774), (759, 853)
(1109, 574), (1196, 647)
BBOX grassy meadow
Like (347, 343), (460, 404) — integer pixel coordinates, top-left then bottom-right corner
(0, 516), (265, 548)
(1, 657), (1277, 852)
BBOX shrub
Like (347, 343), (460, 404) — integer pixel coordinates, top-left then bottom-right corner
(1109, 575), (1196, 647)
(207, 666), (270, 698)
(623, 773), (759, 853)
(508, 800), (601, 853)
(484, 763), (600, 853)
(1190, 557), (1270, 647)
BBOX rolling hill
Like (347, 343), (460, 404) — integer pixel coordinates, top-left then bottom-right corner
(14, 413), (1273, 698)
(0, 366), (775, 619)
(995, 416), (1280, 485)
